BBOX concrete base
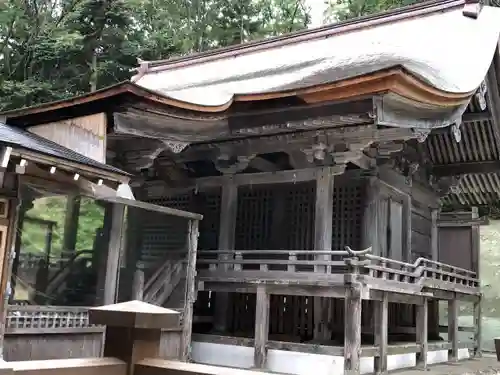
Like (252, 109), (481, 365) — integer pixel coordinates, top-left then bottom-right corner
(191, 341), (471, 375)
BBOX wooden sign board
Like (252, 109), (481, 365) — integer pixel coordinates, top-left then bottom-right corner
(28, 113), (107, 163)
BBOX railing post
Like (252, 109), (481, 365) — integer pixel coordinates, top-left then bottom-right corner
(288, 252), (296, 272)
(89, 300), (181, 375)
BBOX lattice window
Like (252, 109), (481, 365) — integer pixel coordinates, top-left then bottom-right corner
(235, 187), (274, 250)
(284, 182), (315, 250)
(332, 181), (364, 250)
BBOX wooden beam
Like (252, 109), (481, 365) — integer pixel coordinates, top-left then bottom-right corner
(416, 298), (428, 369)
(374, 293), (388, 375)
(438, 217), (488, 227)
(103, 203), (125, 305)
(248, 156), (279, 172)
(213, 180), (237, 333)
(313, 167), (334, 340)
(160, 125), (414, 164)
(193, 165), (346, 190)
(432, 160), (500, 177)
(254, 285), (270, 369)
(344, 286), (362, 375)
(98, 196), (202, 221)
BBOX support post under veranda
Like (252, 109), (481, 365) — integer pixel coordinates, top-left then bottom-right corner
(374, 293), (388, 375)
(344, 283), (362, 375)
(344, 257), (362, 375)
(254, 284), (270, 369)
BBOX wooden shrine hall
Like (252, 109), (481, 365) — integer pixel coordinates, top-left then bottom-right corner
(2, 0), (500, 374)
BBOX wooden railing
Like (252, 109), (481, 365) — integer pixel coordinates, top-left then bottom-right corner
(196, 248), (480, 291)
(142, 253), (186, 305)
(6, 305), (95, 330)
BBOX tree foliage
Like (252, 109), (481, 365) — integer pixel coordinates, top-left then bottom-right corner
(323, 0), (417, 25)
(0, 0), (310, 110)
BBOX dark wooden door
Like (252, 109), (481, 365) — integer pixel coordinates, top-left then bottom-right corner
(438, 211), (479, 273)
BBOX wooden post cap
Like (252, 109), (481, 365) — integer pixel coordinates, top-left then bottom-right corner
(89, 300), (181, 329)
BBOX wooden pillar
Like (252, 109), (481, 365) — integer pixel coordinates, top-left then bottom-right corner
(471, 207), (482, 357)
(344, 285), (362, 375)
(402, 194), (412, 261)
(429, 208), (440, 339)
(448, 297), (458, 361)
(62, 195), (81, 253)
(416, 298), (428, 369)
(374, 293), (388, 375)
(0, 196), (18, 360)
(10, 199), (31, 300)
(361, 178), (381, 254)
(103, 203), (126, 305)
(313, 167), (334, 339)
(213, 181), (237, 333)
(473, 297), (482, 357)
(0, 167), (19, 359)
(254, 285), (270, 369)
(131, 266), (144, 301)
(181, 219), (199, 362)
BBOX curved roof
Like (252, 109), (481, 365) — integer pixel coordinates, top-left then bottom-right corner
(133, 2), (500, 111)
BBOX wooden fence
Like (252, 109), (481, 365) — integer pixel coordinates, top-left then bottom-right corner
(4, 305), (183, 361)
(1, 300), (275, 375)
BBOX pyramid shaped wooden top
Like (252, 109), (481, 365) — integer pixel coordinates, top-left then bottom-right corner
(89, 300), (181, 329)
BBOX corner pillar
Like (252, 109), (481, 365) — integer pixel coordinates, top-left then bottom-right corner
(344, 282), (362, 375)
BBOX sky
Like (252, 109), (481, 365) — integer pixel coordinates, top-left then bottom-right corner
(306, 0), (328, 27)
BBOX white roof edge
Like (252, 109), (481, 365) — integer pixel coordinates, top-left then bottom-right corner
(135, 6), (500, 108)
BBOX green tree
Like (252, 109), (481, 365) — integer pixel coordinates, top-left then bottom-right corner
(0, 0), (311, 110)
(323, 0), (417, 23)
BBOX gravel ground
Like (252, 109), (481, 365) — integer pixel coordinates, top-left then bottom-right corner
(392, 357), (500, 375)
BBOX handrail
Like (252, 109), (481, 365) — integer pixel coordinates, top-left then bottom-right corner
(197, 249), (477, 277)
(196, 247), (479, 289)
